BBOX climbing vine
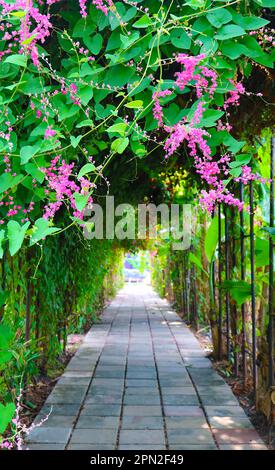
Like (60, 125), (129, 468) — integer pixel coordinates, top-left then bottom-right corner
(0, 0), (274, 449)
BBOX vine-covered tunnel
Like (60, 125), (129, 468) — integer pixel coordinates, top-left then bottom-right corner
(0, 0), (274, 456)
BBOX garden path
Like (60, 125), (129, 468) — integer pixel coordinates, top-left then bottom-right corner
(26, 284), (266, 450)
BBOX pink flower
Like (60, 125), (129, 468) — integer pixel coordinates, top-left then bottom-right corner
(224, 80), (245, 110)
(45, 127), (56, 139)
(152, 89), (172, 127)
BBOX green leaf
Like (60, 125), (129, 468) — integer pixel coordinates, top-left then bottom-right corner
(73, 193), (90, 212)
(207, 9), (232, 28)
(70, 135), (82, 148)
(189, 252), (208, 276)
(21, 34), (37, 46)
(20, 145), (37, 164)
(262, 227), (275, 241)
(205, 215), (224, 263)
(10, 11), (26, 18)
(185, 0), (206, 9)
(78, 163), (96, 179)
(170, 28), (191, 49)
(133, 15), (152, 28)
(76, 119), (93, 128)
(78, 86), (93, 105)
(30, 219), (60, 246)
(131, 140), (146, 157)
(111, 137), (129, 154)
(104, 64), (135, 87)
(255, 238), (269, 267)
(215, 25), (245, 40)
(229, 154), (251, 168)
(199, 109), (224, 128)
(84, 33), (103, 54)
(125, 100), (143, 109)
(233, 15), (270, 31)
(4, 54), (27, 67)
(253, 0), (275, 5)
(107, 122), (128, 136)
(24, 163), (45, 184)
(0, 231), (5, 259)
(0, 402), (16, 434)
(222, 280), (252, 306)
(229, 167), (242, 177)
(7, 221), (30, 256)
(0, 173), (23, 194)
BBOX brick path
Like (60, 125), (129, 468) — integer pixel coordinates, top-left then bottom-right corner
(26, 284), (266, 450)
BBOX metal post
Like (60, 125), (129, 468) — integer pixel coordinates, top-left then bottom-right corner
(249, 180), (257, 399)
(231, 208), (239, 376)
(218, 203), (223, 360)
(240, 181), (247, 387)
(268, 137), (275, 387)
(225, 206), (230, 361)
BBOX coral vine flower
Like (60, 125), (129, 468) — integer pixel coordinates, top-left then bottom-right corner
(152, 89), (172, 127)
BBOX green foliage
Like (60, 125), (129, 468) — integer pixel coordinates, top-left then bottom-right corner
(0, 0), (273, 253)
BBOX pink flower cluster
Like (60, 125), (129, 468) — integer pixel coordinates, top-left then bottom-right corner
(199, 187), (245, 213)
(152, 89), (172, 127)
(160, 54), (252, 212)
(223, 80), (245, 110)
(41, 156), (93, 220)
(91, 0), (113, 16)
(175, 53), (218, 98)
(45, 126), (56, 139)
(234, 165), (268, 185)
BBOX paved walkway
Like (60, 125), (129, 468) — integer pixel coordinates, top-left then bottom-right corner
(27, 284), (266, 450)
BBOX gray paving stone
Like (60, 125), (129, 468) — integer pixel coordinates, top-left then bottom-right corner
(205, 406), (248, 418)
(126, 379), (158, 388)
(169, 444), (217, 450)
(124, 395), (161, 405)
(126, 371), (157, 379)
(45, 388), (86, 405)
(123, 406), (162, 416)
(166, 416), (209, 429)
(125, 387), (159, 395)
(118, 445), (165, 450)
(161, 387), (196, 396)
(119, 429), (165, 445)
(95, 370), (125, 378)
(208, 416), (254, 429)
(164, 406), (204, 417)
(85, 394), (122, 405)
(76, 415), (119, 429)
(26, 427), (71, 444)
(24, 443), (65, 450)
(70, 429), (117, 445)
(34, 414), (76, 428)
(122, 416), (163, 430)
(82, 404), (121, 416)
(162, 395), (199, 406)
(40, 404), (81, 416)
(167, 428), (214, 445)
(68, 444), (115, 450)
(57, 377), (90, 386)
(200, 395), (239, 406)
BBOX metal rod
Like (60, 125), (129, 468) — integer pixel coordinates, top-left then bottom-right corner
(225, 205), (230, 361)
(218, 204), (223, 360)
(249, 180), (257, 399)
(240, 181), (247, 387)
(268, 136), (275, 387)
(231, 207), (239, 376)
